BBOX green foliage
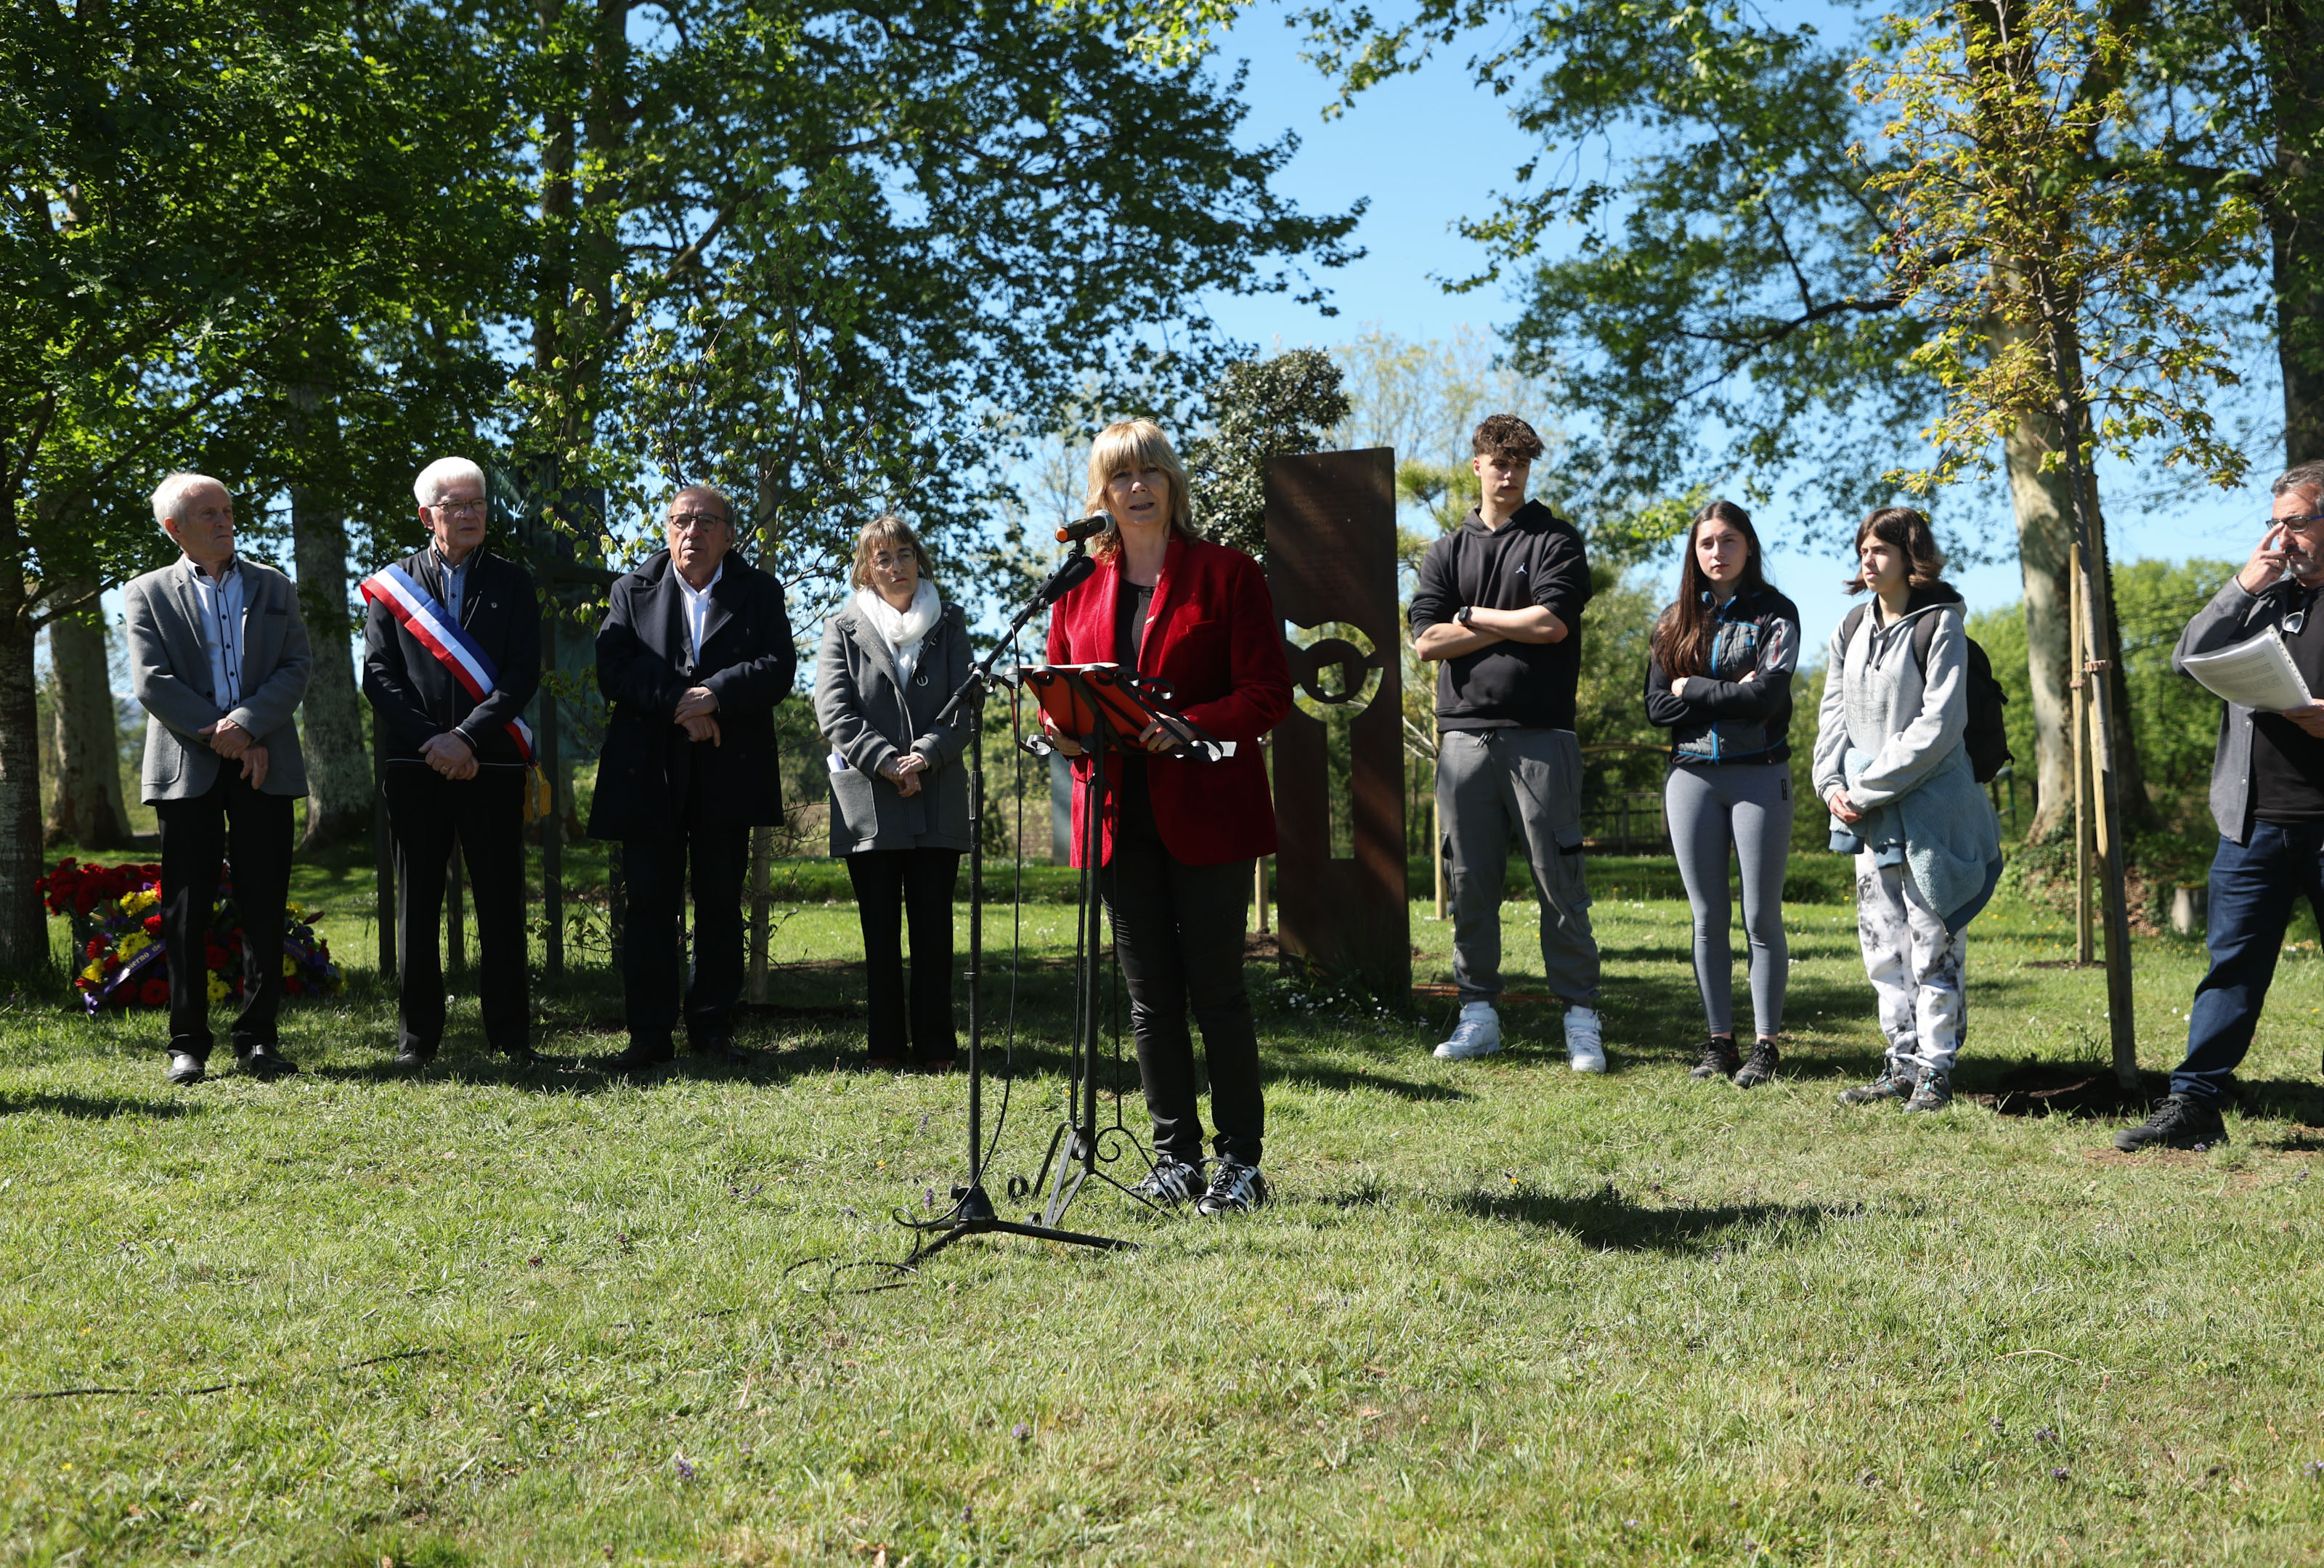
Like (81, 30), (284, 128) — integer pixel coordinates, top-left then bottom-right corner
(1186, 348), (1352, 560)
(1861, 0), (2260, 497)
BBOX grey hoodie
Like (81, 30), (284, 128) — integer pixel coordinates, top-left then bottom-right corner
(1811, 586), (2003, 927)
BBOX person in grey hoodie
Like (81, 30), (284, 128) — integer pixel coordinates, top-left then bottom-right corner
(1813, 507), (2004, 1111)
(815, 515), (973, 1070)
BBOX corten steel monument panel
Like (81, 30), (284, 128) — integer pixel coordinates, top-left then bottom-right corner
(1264, 448), (1409, 997)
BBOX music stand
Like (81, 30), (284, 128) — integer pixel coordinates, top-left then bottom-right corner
(898, 545), (1132, 1265)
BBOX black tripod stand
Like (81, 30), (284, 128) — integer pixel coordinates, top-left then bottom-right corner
(900, 545), (1133, 1264)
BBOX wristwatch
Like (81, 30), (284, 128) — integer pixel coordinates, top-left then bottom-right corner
(1455, 605), (1475, 627)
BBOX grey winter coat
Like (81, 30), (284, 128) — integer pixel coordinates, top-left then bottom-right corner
(2173, 574), (2312, 845)
(814, 598), (974, 853)
(1811, 588), (2003, 927)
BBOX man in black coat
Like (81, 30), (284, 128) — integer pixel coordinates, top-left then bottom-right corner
(588, 484), (796, 1069)
(361, 455), (545, 1068)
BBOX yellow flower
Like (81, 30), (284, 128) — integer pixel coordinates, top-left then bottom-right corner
(118, 932), (150, 960)
(80, 961), (103, 983)
(206, 972), (229, 1004)
(281, 954), (297, 978)
(124, 889), (160, 914)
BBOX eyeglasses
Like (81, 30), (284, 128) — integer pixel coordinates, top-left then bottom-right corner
(2278, 514), (2324, 535)
(869, 551), (918, 569)
(429, 498), (488, 519)
(669, 511), (731, 533)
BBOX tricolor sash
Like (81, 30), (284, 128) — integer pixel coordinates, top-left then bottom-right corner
(358, 563), (536, 764)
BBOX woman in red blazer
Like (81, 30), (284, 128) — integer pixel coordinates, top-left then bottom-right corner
(1043, 418), (1293, 1216)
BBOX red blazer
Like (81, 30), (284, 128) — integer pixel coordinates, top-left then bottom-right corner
(1044, 534), (1292, 866)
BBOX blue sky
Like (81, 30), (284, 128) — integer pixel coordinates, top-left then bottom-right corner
(1195, 0), (2278, 643)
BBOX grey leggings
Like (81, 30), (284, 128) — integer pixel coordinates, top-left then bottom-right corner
(1664, 761), (1792, 1039)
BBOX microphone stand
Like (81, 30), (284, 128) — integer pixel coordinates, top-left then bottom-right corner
(901, 540), (1131, 1264)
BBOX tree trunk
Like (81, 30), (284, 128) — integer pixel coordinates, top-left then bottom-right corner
(43, 576), (131, 849)
(0, 493), (52, 976)
(2270, 2), (2324, 466)
(290, 482), (372, 848)
(2004, 411), (2074, 840)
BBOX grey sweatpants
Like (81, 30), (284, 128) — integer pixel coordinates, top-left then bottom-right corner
(1438, 727), (1601, 1007)
(1664, 761), (1792, 1039)
(1856, 853), (1968, 1076)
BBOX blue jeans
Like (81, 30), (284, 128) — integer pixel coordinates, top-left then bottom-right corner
(2174, 821), (2324, 1104)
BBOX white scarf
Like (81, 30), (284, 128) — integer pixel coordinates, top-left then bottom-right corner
(855, 580), (940, 687)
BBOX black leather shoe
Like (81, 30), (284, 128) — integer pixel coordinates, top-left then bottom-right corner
(688, 1037), (755, 1063)
(392, 1043), (436, 1069)
(499, 1044), (562, 1068)
(236, 1047), (299, 1079)
(603, 1039), (674, 1073)
(165, 1052), (207, 1086)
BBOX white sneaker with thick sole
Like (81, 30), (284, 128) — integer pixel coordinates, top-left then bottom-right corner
(1434, 1002), (1502, 1060)
(1564, 1005), (1606, 1073)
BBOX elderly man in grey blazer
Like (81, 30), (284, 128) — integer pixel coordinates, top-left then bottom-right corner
(124, 473), (314, 1086)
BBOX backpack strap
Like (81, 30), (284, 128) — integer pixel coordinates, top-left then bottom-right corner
(1839, 601), (1947, 678)
(1838, 604), (1868, 673)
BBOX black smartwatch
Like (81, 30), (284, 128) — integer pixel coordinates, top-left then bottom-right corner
(1455, 605), (1475, 627)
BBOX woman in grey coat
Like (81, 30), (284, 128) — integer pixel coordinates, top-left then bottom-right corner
(1813, 506), (2003, 1113)
(815, 516), (974, 1069)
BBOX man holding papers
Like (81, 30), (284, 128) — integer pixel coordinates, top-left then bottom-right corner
(2118, 462), (2324, 1150)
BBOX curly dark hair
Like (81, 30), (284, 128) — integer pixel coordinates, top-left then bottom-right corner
(1471, 413), (1545, 463)
(1845, 505), (1946, 594)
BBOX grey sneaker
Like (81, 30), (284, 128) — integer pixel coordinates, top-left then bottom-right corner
(1131, 1158), (1206, 1207)
(1195, 1160), (1269, 1216)
(1839, 1062), (1916, 1106)
(1903, 1068), (1953, 1112)
(1733, 1038), (1781, 1089)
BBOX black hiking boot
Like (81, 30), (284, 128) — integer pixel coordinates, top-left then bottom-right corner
(2113, 1094), (2227, 1153)
(1733, 1038), (1781, 1089)
(1689, 1036), (1741, 1081)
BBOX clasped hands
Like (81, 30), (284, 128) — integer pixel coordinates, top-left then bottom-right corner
(196, 717), (270, 788)
(879, 751), (930, 797)
(674, 685), (722, 745)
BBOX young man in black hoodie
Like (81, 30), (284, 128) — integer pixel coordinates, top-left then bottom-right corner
(1409, 415), (1605, 1068)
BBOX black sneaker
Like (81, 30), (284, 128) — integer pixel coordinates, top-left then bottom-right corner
(1196, 1160), (1269, 1216)
(1903, 1068), (1952, 1112)
(1131, 1158), (1206, 1207)
(2113, 1094), (2227, 1153)
(1689, 1037), (1741, 1081)
(1734, 1038), (1781, 1089)
(1839, 1063), (1916, 1106)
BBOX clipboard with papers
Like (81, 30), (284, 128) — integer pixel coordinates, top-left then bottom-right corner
(2179, 631), (2315, 712)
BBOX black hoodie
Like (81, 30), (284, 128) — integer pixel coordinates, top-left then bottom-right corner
(1407, 500), (1593, 731)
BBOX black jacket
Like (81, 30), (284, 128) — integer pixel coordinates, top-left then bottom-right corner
(362, 545), (543, 767)
(1406, 500), (1593, 731)
(1643, 587), (1801, 766)
(585, 549), (797, 839)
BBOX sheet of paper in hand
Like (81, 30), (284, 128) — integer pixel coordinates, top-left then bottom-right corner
(2179, 631), (2315, 711)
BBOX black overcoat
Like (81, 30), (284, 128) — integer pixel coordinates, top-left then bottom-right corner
(585, 549), (797, 838)
(361, 545), (543, 766)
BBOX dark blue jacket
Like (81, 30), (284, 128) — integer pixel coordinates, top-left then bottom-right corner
(1643, 587), (1801, 765)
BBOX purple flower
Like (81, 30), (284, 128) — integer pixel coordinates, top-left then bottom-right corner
(2051, 1466), (2070, 1481)
(2035, 1426), (2057, 1445)
(675, 1455), (696, 1480)
(1011, 1423), (1031, 1442)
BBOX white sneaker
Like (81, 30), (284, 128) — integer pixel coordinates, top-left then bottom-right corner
(1564, 1006), (1606, 1073)
(1434, 1002), (1502, 1060)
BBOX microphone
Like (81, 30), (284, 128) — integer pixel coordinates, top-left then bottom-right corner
(1055, 513), (1111, 543)
(1034, 549), (1097, 607)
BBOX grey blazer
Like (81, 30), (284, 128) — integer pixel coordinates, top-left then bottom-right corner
(813, 598), (973, 853)
(124, 558), (313, 803)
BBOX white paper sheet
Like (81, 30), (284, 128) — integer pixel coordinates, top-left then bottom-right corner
(2179, 632), (2314, 711)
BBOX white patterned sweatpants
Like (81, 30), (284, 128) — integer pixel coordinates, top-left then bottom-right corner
(1855, 853), (1967, 1076)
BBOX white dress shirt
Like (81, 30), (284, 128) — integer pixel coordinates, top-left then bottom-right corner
(183, 556), (245, 709)
(678, 561), (723, 667)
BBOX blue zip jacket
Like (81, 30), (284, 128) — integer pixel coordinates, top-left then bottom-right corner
(1643, 587), (1801, 765)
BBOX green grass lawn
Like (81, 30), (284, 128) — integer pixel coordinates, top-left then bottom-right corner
(3, 853), (2323, 1564)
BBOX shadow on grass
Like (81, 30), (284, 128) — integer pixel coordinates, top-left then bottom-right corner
(0, 1090), (199, 1119)
(1452, 1187), (1842, 1253)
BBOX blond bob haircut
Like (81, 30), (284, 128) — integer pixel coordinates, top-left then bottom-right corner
(849, 514), (938, 592)
(1081, 418), (1198, 559)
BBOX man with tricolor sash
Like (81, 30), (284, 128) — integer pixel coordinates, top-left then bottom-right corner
(360, 456), (546, 1069)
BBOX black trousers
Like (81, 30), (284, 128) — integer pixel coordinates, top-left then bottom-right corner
(845, 847), (960, 1060)
(622, 807), (751, 1050)
(383, 764), (530, 1055)
(155, 768), (294, 1059)
(1099, 800), (1264, 1168)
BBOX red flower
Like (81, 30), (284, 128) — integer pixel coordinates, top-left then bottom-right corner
(85, 938), (104, 959)
(102, 954), (120, 973)
(285, 978), (304, 996)
(205, 943), (231, 970)
(137, 975), (168, 1006)
(142, 913), (163, 934)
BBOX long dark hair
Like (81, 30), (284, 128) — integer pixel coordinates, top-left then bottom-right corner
(1653, 499), (1772, 678)
(1845, 505), (1946, 594)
